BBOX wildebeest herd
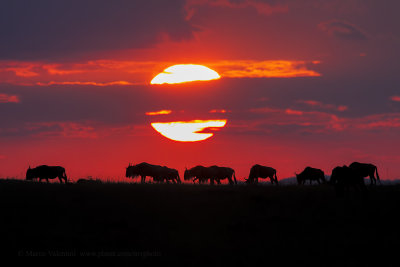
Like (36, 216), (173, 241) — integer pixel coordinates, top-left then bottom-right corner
(24, 161), (380, 195)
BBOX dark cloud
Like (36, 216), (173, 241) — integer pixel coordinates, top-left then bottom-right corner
(185, 0), (288, 17)
(319, 20), (368, 40)
(0, 0), (195, 60)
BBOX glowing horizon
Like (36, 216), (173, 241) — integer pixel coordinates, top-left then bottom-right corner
(151, 119), (227, 142)
(150, 64), (221, 85)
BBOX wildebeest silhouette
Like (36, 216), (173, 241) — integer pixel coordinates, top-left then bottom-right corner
(184, 165), (215, 184)
(153, 166), (181, 184)
(244, 164), (278, 185)
(330, 165), (366, 196)
(26, 165), (68, 183)
(296, 167), (325, 185)
(209, 165), (237, 185)
(125, 162), (180, 184)
(349, 162), (380, 185)
(184, 165), (237, 185)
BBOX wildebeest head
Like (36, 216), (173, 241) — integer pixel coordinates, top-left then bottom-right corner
(329, 167), (340, 185)
(125, 164), (138, 178)
(329, 166), (347, 185)
(125, 164), (130, 177)
(26, 166), (35, 180)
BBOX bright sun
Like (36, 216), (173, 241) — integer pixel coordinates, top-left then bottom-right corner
(151, 120), (227, 142)
(150, 64), (221, 84)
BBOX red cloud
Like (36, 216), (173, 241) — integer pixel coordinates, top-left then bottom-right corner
(285, 109), (303, 115)
(26, 122), (98, 139)
(297, 100), (348, 112)
(212, 60), (321, 78)
(249, 106), (400, 133)
(356, 113), (400, 129)
(145, 110), (172, 116)
(0, 93), (20, 103)
(391, 96), (400, 102)
(36, 81), (134, 86)
(1, 59), (321, 86)
(209, 109), (228, 114)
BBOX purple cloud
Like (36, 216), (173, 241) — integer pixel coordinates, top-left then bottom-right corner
(0, 0), (195, 60)
(319, 20), (368, 40)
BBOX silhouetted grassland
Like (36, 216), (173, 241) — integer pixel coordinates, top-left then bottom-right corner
(0, 179), (399, 265)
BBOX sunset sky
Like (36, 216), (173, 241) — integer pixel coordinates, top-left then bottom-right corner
(1, 0), (399, 181)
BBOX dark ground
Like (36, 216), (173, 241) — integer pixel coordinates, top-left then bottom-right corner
(0, 179), (399, 266)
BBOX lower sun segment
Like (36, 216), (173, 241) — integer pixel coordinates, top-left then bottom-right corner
(151, 120), (227, 142)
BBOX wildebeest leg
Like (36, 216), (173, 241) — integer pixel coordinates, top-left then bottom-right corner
(210, 178), (214, 185)
(216, 179), (221, 185)
(228, 177), (233, 185)
(370, 175), (376, 186)
(46, 178), (49, 183)
(141, 175), (145, 183)
(58, 176), (63, 183)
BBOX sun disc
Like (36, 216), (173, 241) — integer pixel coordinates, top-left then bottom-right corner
(150, 64), (220, 84)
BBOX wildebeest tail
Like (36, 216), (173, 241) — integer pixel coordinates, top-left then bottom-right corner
(375, 166), (381, 184)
